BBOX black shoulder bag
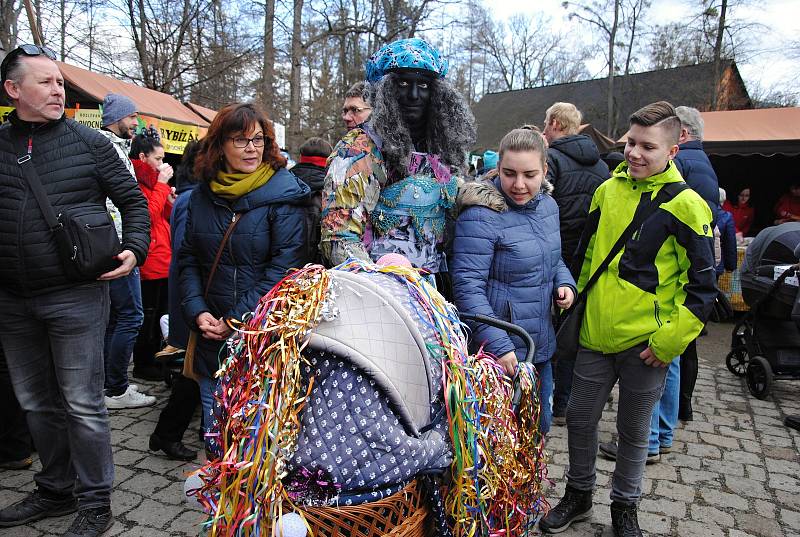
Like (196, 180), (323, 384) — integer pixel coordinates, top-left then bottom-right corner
(555, 182), (689, 359)
(17, 146), (122, 280)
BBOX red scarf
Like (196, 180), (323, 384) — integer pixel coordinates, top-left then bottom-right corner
(131, 159), (159, 190)
(299, 155), (328, 168)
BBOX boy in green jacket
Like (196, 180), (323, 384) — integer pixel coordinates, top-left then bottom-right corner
(539, 101), (717, 537)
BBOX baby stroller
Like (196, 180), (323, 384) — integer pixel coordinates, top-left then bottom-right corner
(191, 261), (549, 536)
(727, 223), (800, 399)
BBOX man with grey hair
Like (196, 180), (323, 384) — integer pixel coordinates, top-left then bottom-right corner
(0, 45), (149, 536)
(673, 105), (720, 422)
(341, 81), (372, 131)
(674, 106), (719, 217)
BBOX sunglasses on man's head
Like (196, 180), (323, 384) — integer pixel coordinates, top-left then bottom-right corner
(1, 44), (58, 82)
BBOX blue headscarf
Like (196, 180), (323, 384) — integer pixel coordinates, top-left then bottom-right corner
(365, 38), (449, 83)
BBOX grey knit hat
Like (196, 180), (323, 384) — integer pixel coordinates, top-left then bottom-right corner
(101, 93), (137, 127)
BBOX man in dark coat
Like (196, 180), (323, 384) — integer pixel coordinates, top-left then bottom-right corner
(674, 106), (720, 220)
(543, 102), (609, 423)
(0, 46), (149, 536)
(673, 105), (720, 421)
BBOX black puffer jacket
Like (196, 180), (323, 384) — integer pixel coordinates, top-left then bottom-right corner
(289, 162), (325, 263)
(0, 112), (150, 296)
(546, 134), (609, 266)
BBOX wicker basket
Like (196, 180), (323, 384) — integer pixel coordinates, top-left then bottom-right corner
(292, 480), (429, 537)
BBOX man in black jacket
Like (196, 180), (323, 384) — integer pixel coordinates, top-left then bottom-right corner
(543, 102), (609, 424)
(0, 46), (149, 536)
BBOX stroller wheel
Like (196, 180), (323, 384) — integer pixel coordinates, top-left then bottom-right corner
(746, 356), (773, 400)
(726, 346), (749, 377)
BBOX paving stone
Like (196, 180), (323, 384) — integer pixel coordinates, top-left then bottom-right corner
(638, 511), (672, 534)
(769, 473), (800, 493)
(765, 457), (799, 474)
(765, 446), (800, 461)
(736, 512), (785, 537)
(654, 481), (695, 502)
(690, 504), (734, 527)
(677, 520), (725, 537)
(755, 499), (777, 519)
(700, 488), (750, 510)
(724, 476), (771, 499)
(117, 471), (172, 496)
(640, 497), (686, 518)
(761, 434), (794, 448)
(125, 499), (184, 529)
(166, 510), (207, 535)
(782, 509), (800, 532)
(746, 465), (767, 481)
(689, 443), (723, 459)
(679, 468), (722, 486)
(704, 459), (746, 477)
(700, 432), (741, 449)
(723, 450), (763, 465)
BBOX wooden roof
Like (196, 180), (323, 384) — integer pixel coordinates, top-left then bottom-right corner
(472, 61), (751, 152)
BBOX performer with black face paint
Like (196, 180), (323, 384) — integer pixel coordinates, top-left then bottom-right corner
(320, 38), (476, 283)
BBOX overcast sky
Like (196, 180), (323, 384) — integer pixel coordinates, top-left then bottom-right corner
(485, 0), (799, 95)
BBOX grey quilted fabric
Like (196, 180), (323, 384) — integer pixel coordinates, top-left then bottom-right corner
(290, 270), (451, 504)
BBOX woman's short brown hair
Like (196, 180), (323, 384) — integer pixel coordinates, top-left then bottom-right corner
(194, 103), (286, 183)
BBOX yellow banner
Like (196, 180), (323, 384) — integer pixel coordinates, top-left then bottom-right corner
(0, 107), (205, 154)
(0, 106), (13, 123)
(139, 115), (206, 155)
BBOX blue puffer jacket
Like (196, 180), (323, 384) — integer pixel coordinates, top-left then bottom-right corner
(452, 177), (576, 363)
(179, 168), (310, 377)
(674, 140), (720, 221)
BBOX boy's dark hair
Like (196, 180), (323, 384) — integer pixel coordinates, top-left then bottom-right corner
(629, 101), (681, 144)
(299, 137), (333, 158)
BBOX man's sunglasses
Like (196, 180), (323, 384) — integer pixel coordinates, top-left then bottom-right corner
(1, 44), (57, 83)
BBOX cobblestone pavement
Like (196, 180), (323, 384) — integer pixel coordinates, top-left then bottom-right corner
(1, 322), (799, 536)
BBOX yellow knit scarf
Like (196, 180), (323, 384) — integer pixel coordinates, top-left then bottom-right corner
(210, 163), (275, 200)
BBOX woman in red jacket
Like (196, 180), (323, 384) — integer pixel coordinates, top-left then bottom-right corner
(723, 186), (755, 236)
(130, 131), (175, 380)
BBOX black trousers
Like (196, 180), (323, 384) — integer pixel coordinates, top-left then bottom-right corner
(679, 339), (699, 418)
(133, 278), (169, 370)
(0, 344), (32, 461)
(153, 374), (201, 442)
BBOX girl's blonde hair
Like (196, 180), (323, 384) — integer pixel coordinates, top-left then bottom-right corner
(498, 128), (547, 167)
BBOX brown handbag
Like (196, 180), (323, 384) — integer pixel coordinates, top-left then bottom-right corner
(183, 213), (242, 381)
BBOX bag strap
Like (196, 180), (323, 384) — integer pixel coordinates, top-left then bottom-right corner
(203, 213), (242, 299)
(579, 181), (689, 298)
(16, 140), (77, 260)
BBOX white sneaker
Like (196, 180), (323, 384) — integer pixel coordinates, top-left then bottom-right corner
(105, 386), (156, 409)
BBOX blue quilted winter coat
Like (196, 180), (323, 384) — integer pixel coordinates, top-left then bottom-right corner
(179, 168), (310, 378)
(451, 177), (576, 363)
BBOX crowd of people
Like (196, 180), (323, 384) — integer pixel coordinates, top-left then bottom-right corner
(0, 37), (754, 537)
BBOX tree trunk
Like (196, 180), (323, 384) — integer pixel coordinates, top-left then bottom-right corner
(711, 0), (727, 109)
(261, 0), (275, 116)
(606, 0), (619, 137)
(288, 0), (304, 153)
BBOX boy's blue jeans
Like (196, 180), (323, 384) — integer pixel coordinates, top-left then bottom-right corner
(649, 357), (680, 454)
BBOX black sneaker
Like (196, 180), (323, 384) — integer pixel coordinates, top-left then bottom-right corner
(63, 506), (114, 537)
(0, 489), (77, 527)
(610, 501), (643, 537)
(538, 485), (592, 533)
(598, 442), (661, 464)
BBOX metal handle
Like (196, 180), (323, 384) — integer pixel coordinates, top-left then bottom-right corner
(459, 312), (536, 408)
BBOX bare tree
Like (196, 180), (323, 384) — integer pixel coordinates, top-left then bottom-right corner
(0, 0), (22, 54)
(564, 0), (622, 136)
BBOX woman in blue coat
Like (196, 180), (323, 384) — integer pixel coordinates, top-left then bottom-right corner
(179, 103), (310, 445)
(452, 128), (576, 435)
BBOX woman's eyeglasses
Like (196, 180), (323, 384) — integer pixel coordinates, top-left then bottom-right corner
(341, 106), (371, 117)
(228, 135), (266, 148)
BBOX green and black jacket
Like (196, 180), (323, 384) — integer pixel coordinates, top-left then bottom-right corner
(575, 161), (717, 363)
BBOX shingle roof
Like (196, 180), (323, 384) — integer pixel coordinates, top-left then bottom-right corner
(472, 61), (751, 152)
